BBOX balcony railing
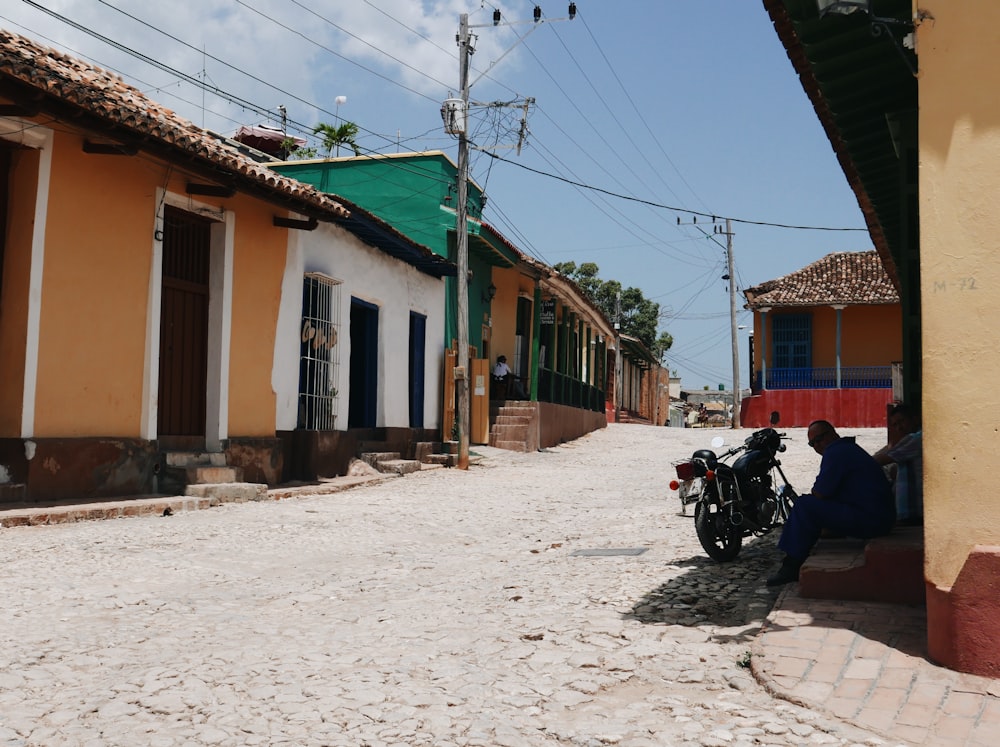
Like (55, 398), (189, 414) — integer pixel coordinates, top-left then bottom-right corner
(538, 367), (605, 412)
(755, 366), (892, 390)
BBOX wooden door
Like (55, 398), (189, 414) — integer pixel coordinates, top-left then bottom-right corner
(158, 205), (210, 437)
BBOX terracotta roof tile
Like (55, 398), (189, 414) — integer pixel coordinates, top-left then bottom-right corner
(743, 250), (898, 309)
(0, 28), (349, 221)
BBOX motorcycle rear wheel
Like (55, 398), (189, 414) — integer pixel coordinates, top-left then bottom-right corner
(694, 501), (743, 562)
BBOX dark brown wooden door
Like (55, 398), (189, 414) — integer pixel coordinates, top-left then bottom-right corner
(158, 205), (210, 436)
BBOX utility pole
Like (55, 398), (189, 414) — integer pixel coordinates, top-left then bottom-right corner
(720, 218), (741, 429)
(454, 13), (472, 470)
(444, 5), (576, 469)
(614, 291), (622, 423)
(676, 215), (740, 427)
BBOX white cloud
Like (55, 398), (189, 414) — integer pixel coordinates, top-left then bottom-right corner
(3, 0), (544, 148)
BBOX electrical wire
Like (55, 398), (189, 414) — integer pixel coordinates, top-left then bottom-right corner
(482, 151), (868, 232)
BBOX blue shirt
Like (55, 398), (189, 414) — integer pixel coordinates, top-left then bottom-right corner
(812, 436), (894, 519)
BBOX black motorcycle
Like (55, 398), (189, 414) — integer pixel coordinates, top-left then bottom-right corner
(670, 427), (797, 561)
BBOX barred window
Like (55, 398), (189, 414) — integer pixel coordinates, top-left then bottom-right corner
(298, 273), (342, 430)
(772, 314), (811, 369)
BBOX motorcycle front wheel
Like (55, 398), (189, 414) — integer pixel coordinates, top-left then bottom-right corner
(694, 500), (743, 562)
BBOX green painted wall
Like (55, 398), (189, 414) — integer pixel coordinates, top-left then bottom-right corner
(272, 152), (489, 351)
(272, 152), (483, 258)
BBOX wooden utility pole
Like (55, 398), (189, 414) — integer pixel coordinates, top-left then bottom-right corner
(448, 6), (576, 464)
(455, 13), (472, 469)
(723, 218), (741, 429)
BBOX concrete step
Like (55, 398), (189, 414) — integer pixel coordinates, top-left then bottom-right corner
(492, 423), (530, 441)
(423, 454), (456, 467)
(158, 450), (238, 494)
(413, 441), (437, 463)
(494, 415), (532, 426)
(360, 452), (400, 469)
(188, 465), (243, 484)
(798, 525), (924, 605)
(164, 451), (228, 468)
(375, 459), (422, 476)
(185, 482), (267, 503)
(489, 438), (530, 452)
(494, 405), (535, 417)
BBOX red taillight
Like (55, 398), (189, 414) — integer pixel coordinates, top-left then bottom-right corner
(669, 479), (680, 491)
(675, 461), (696, 480)
(706, 469), (715, 481)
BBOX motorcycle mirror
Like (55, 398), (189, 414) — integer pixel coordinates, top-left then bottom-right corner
(710, 436), (725, 449)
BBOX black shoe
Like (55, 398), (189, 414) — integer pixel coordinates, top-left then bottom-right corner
(766, 556), (802, 587)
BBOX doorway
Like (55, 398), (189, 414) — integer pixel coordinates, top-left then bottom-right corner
(348, 298), (379, 428)
(409, 312), (426, 428)
(158, 205), (210, 438)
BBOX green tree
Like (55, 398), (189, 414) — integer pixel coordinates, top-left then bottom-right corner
(652, 331), (674, 363)
(313, 121), (360, 157)
(553, 261), (671, 353)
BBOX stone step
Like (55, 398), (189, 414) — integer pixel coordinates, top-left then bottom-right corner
(494, 414), (532, 426)
(798, 525), (924, 605)
(489, 438), (530, 452)
(188, 465), (243, 484)
(375, 459), (422, 476)
(413, 441), (437, 463)
(360, 452), (400, 468)
(494, 406), (535, 417)
(164, 451), (228, 468)
(492, 423), (530, 440)
(185, 482), (267, 503)
(423, 454), (456, 467)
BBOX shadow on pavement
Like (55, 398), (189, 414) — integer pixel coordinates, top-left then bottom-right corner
(623, 533), (784, 641)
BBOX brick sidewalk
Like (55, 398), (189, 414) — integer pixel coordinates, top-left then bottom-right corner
(752, 587), (1000, 746)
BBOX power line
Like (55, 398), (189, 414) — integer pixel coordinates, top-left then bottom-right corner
(482, 151), (869, 232)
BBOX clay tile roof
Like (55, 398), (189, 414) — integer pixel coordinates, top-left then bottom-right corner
(0, 28), (349, 221)
(743, 250), (899, 310)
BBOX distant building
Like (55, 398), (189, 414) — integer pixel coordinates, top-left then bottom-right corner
(741, 251), (900, 428)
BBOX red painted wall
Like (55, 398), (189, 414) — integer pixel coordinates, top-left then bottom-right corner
(741, 389), (895, 429)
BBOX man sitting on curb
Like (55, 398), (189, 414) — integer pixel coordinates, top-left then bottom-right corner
(873, 403), (923, 527)
(767, 420), (895, 587)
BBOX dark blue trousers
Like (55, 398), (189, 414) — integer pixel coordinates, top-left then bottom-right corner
(778, 494), (894, 561)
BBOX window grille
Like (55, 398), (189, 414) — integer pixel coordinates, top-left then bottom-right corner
(298, 273), (341, 430)
(772, 314), (811, 369)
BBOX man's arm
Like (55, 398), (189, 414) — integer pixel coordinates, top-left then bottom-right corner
(872, 443), (893, 466)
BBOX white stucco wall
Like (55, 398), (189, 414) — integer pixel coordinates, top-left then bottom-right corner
(272, 222), (445, 431)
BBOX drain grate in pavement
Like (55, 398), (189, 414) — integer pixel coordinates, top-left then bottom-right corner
(570, 547), (648, 557)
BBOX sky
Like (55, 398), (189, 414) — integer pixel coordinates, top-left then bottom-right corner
(1, 0), (873, 392)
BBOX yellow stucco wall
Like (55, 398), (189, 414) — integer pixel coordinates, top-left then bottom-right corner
(0, 146), (38, 436)
(227, 195), (283, 436)
(752, 304), (901, 370)
(33, 131), (154, 436)
(11, 125), (287, 440)
(917, 2), (1000, 585)
(488, 269), (521, 363)
(840, 305), (902, 364)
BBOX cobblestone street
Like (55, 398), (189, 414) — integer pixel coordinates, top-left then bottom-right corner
(0, 424), (898, 747)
